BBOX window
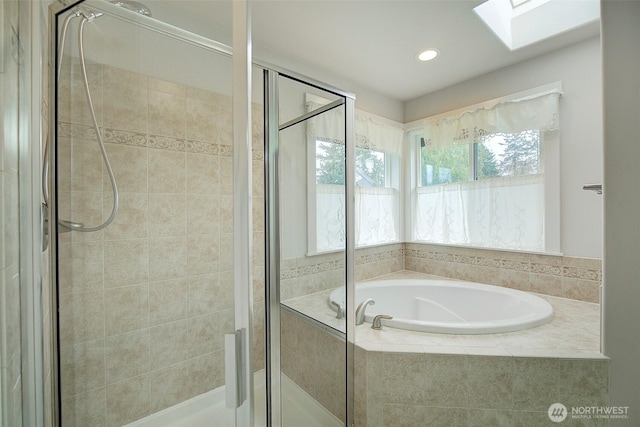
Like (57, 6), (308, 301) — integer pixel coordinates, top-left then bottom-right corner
(313, 140), (399, 252)
(412, 89), (561, 252)
(308, 99), (403, 254)
(315, 142), (387, 188)
(420, 129), (541, 186)
(356, 147), (386, 187)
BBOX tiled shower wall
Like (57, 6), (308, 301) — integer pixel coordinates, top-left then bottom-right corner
(57, 62), (265, 426)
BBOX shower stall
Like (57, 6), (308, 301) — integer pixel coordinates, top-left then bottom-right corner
(48, 0), (355, 425)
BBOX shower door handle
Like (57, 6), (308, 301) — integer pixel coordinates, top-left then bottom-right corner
(224, 329), (245, 409)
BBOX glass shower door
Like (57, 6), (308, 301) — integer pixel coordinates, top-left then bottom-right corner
(264, 70), (355, 426)
(50, 1), (259, 425)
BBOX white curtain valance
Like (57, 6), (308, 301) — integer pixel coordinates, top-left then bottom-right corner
(355, 113), (404, 156)
(307, 101), (404, 156)
(422, 92), (560, 149)
(306, 101), (346, 145)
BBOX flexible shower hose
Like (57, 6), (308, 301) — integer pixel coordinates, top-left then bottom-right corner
(47, 9), (119, 232)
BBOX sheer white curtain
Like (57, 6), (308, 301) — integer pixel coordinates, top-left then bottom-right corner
(355, 187), (398, 246)
(354, 112), (402, 246)
(316, 184), (346, 252)
(415, 174), (544, 251)
(316, 186), (399, 250)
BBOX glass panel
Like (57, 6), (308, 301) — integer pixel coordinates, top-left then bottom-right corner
(276, 74), (347, 425)
(54, 3), (247, 425)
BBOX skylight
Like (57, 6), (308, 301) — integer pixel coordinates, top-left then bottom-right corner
(474, 0), (600, 50)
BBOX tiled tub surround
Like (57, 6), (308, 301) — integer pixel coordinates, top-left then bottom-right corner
(285, 271), (601, 357)
(281, 309), (347, 422)
(278, 244), (405, 422)
(358, 349), (609, 427)
(284, 270), (607, 427)
(406, 243), (602, 303)
(57, 63), (266, 426)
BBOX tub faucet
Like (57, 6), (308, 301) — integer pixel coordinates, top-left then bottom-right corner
(372, 314), (393, 330)
(330, 301), (345, 319)
(355, 298), (375, 325)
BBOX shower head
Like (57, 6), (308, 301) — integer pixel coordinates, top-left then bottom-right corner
(109, 0), (152, 17)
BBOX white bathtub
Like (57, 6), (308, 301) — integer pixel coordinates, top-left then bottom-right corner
(328, 279), (554, 334)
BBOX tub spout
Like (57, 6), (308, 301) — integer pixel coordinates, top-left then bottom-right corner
(330, 300), (345, 319)
(355, 298), (375, 325)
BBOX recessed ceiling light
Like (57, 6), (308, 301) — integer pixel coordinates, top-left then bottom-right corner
(417, 49), (439, 62)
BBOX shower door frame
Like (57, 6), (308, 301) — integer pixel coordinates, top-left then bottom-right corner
(47, 1), (356, 425)
(263, 69), (356, 427)
(46, 1), (252, 424)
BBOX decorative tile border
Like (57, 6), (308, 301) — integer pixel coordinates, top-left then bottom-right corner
(58, 122), (99, 141)
(148, 134), (185, 151)
(563, 266), (601, 281)
(355, 245), (404, 265)
(406, 243), (602, 303)
(59, 121), (269, 159)
(281, 244), (405, 281)
(405, 244), (601, 282)
(104, 127), (148, 147)
(186, 139), (220, 155)
(281, 258), (345, 280)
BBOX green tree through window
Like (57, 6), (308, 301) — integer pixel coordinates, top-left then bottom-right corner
(420, 129), (540, 186)
(316, 141), (385, 187)
(316, 141), (345, 185)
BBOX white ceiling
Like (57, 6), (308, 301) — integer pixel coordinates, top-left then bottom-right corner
(144, 0), (600, 102)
